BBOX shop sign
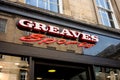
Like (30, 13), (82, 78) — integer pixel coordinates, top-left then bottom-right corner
(17, 19), (99, 48)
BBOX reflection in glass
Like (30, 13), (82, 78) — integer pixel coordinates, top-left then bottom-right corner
(70, 71), (87, 80)
(83, 33), (120, 60)
(94, 66), (120, 80)
(0, 54), (29, 80)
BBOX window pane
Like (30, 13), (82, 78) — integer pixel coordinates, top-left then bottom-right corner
(106, 0), (110, 9)
(99, 0), (105, 8)
(99, 9), (111, 27)
(103, 12), (111, 26)
(96, 0), (110, 10)
(50, 4), (58, 12)
(0, 18), (7, 32)
(38, 0), (49, 10)
(20, 70), (28, 80)
(50, 0), (58, 4)
(26, 0), (37, 6)
(103, 18), (110, 26)
(101, 11), (107, 18)
(99, 9), (105, 25)
(96, 0), (99, 6)
(38, 0), (46, 9)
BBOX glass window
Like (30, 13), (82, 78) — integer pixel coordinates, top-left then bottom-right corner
(35, 62), (89, 80)
(94, 66), (120, 80)
(96, 0), (110, 9)
(99, 9), (111, 27)
(38, 0), (47, 9)
(26, 0), (61, 13)
(50, 3), (58, 12)
(83, 32), (120, 60)
(99, 0), (105, 8)
(96, 0), (117, 28)
(106, 0), (110, 9)
(0, 18), (7, 32)
(20, 70), (28, 80)
(50, 0), (58, 4)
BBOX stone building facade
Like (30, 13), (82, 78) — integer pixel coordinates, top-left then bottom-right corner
(0, 0), (120, 80)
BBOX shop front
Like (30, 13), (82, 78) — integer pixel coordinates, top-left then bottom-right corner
(0, 41), (120, 80)
(0, 1), (120, 80)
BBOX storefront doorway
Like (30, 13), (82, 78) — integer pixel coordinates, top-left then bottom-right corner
(34, 59), (90, 80)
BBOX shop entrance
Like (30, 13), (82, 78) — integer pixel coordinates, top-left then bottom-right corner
(34, 59), (90, 80)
